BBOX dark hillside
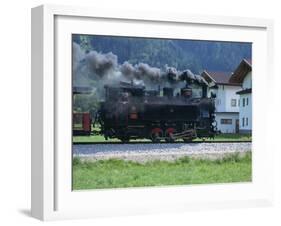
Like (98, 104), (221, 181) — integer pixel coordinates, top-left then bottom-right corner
(73, 35), (251, 73)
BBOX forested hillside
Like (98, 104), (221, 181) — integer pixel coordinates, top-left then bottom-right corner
(73, 34), (251, 73)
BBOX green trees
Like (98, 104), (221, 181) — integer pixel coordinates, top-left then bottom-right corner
(73, 93), (99, 113)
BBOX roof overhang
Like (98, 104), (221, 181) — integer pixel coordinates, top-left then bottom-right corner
(202, 70), (216, 84)
(229, 59), (252, 83)
(236, 88), (252, 95)
(216, 82), (242, 86)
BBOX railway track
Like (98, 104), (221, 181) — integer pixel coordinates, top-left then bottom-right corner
(73, 140), (252, 145)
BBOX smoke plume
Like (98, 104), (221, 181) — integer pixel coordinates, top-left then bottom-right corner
(85, 51), (118, 77)
(72, 42), (208, 96)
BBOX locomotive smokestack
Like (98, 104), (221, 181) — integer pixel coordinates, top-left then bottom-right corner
(181, 87), (192, 98)
(163, 87), (174, 98)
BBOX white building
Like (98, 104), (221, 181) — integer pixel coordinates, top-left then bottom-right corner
(229, 59), (252, 134)
(202, 71), (242, 133)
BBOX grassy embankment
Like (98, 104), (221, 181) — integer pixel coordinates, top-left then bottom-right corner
(73, 133), (252, 143)
(73, 152), (252, 190)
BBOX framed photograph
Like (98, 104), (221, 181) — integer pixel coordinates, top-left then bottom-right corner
(31, 4), (274, 221)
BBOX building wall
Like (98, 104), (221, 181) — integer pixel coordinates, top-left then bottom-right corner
(238, 72), (252, 133)
(215, 112), (239, 133)
(209, 85), (241, 113)
(208, 84), (241, 133)
(239, 93), (252, 133)
(242, 72), (252, 89)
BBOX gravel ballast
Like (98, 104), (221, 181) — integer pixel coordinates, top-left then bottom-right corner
(73, 142), (251, 163)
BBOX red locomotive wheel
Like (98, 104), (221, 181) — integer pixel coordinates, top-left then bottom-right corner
(165, 128), (176, 143)
(150, 128), (163, 143)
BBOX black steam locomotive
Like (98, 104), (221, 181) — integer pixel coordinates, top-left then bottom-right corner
(95, 76), (217, 142)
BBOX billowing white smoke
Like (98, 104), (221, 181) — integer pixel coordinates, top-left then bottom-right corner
(73, 43), (126, 97)
(85, 51), (118, 77)
(73, 42), (84, 73)
(72, 42), (207, 96)
(73, 43), (164, 89)
(73, 42), (86, 82)
(120, 62), (161, 87)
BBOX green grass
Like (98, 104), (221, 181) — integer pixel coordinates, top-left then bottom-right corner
(72, 152), (252, 190)
(73, 133), (252, 143)
(206, 133), (252, 141)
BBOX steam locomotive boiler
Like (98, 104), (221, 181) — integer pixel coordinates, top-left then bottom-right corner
(95, 77), (217, 142)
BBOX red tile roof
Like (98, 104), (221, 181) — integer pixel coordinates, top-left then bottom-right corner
(202, 71), (241, 86)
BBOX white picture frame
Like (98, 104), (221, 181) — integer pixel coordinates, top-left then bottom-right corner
(31, 4), (274, 221)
